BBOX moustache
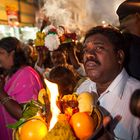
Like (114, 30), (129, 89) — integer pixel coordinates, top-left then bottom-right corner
(84, 58), (100, 65)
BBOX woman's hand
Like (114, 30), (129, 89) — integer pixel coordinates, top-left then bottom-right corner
(0, 75), (23, 120)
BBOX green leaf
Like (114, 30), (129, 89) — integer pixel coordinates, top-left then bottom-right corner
(22, 100), (42, 119)
(7, 118), (26, 129)
(22, 106), (38, 119)
(7, 100), (44, 129)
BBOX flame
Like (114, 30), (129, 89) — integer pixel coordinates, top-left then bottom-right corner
(44, 79), (60, 131)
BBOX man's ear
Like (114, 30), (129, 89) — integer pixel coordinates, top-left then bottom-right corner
(117, 49), (125, 65)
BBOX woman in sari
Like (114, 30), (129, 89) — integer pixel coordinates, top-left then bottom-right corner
(0, 37), (44, 140)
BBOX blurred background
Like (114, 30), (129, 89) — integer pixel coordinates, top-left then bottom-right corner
(0, 0), (125, 42)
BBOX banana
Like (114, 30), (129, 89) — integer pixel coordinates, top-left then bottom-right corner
(92, 107), (102, 129)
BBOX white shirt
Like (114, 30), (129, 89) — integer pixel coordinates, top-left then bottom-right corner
(76, 78), (96, 94)
(76, 69), (140, 140)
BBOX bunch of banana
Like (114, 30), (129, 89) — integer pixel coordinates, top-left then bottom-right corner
(34, 31), (46, 47)
(91, 107), (103, 130)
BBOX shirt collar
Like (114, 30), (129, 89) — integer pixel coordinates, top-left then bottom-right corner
(99, 68), (129, 99)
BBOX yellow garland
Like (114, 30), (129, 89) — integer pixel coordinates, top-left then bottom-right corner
(34, 31), (46, 47)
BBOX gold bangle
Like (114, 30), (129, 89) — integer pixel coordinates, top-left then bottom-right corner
(0, 96), (12, 105)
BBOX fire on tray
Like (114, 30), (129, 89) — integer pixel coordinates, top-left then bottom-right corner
(11, 79), (102, 140)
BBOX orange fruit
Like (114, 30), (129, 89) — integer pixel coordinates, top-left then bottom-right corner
(70, 112), (96, 140)
(19, 119), (48, 140)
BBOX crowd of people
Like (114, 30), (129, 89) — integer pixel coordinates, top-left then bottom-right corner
(0, 0), (140, 140)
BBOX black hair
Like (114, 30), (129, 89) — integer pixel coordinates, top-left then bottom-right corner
(49, 65), (76, 86)
(0, 37), (30, 76)
(84, 26), (126, 52)
(49, 66), (77, 96)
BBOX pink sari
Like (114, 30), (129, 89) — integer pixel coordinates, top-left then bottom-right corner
(0, 66), (43, 140)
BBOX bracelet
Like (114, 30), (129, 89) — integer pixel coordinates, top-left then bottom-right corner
(0, 96), (12, 105)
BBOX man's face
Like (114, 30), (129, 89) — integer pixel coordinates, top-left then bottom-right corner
(83, 33), (123, 84)
(120, 14), (138, 33)
(51, 50), (67, 67)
